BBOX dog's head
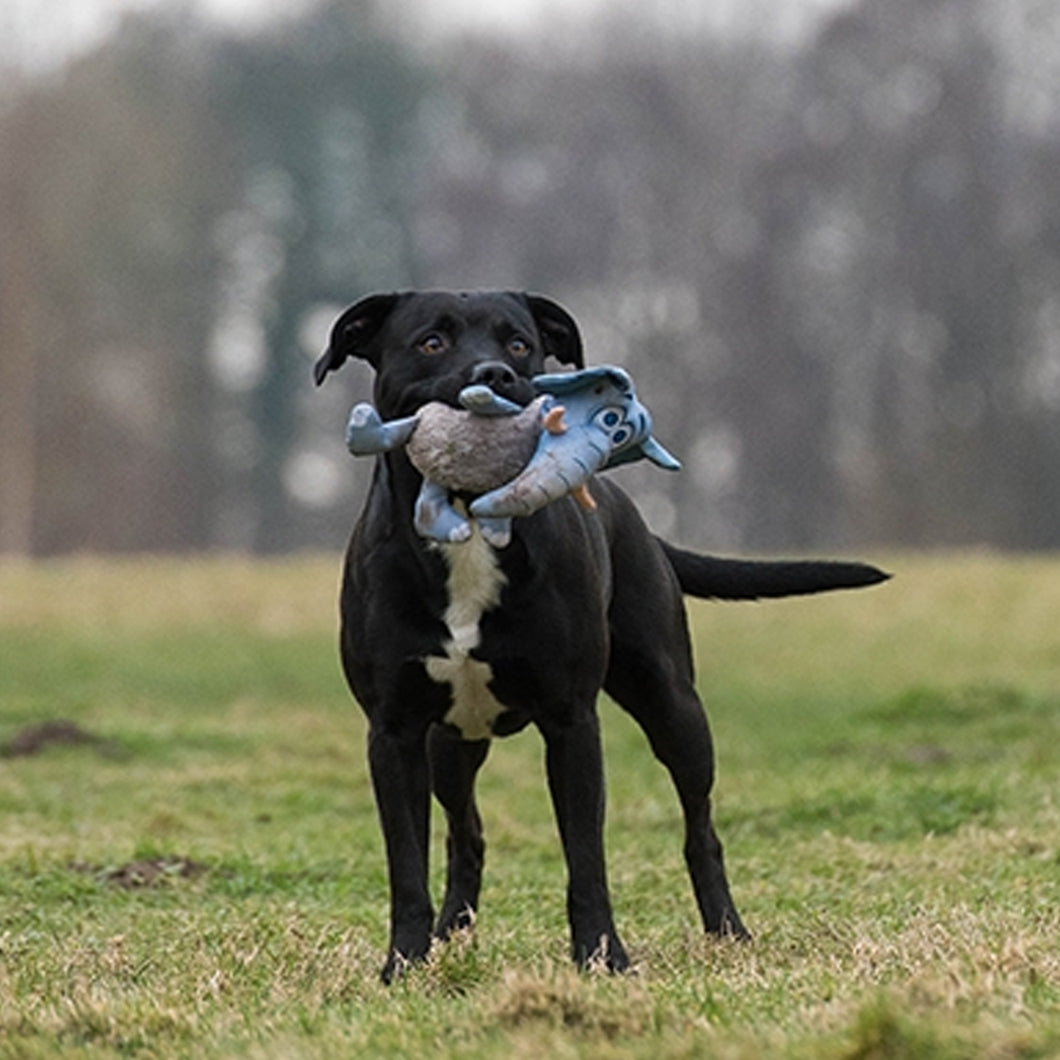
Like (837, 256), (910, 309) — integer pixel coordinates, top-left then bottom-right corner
(314, 291), (583, 418)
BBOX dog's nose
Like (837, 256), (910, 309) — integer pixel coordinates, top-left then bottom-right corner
(470, 361), (520, 391)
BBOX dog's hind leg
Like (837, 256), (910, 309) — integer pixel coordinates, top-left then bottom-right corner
(428, 724), (490, 939)
(602, 513), (749, 942)
(606, 644), (749, 940)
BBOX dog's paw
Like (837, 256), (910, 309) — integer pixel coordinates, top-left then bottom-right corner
(380, 943), (432, 985)
(573, 930), (631, 975)
(380, 950), (414, 985)
(435, 902), (477, 941)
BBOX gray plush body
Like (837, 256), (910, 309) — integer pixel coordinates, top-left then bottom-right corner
(406, 397), (547, 495)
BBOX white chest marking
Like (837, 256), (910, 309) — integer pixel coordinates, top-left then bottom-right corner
(424, 526), (508, 741)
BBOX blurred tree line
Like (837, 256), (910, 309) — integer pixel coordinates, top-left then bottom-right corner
(2, 0), (1058, 556)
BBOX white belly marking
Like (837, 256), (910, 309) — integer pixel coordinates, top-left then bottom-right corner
(425, 525), (507, 741)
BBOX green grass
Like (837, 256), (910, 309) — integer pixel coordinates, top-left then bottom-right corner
(1, 552), (1059, 1058)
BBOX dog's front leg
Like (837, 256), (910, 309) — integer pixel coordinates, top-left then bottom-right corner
(367, 724), (434, 982)
(428, 724), (490, 940)
(542, 712), (630, 973)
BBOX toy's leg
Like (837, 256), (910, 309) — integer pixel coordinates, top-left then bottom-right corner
(572, 484), (597, 511)
(543, 404), (567, 433)
(346, 404), (418, 455)
(414, 480), (472, 543)
(476, 516), (513, 549)
(458, 385), (524, 417)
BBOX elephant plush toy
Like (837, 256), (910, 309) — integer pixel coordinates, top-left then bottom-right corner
(345, 365), (679, 548)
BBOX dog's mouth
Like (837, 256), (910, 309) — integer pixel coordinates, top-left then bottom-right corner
(381, 361), (537, 418)
(438, 361), (537, 411)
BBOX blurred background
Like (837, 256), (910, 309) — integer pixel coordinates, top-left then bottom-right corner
(2, 0), (1058, 557)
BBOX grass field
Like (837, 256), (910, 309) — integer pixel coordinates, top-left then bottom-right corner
(1, 552), (1058, 1058)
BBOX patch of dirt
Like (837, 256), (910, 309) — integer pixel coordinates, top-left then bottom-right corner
(903, 743), (953, 766)
(74, 857), (208, 889)
(1, 719), (109, 758)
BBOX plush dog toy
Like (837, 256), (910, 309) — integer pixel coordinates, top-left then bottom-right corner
(346, 365), (679, 548)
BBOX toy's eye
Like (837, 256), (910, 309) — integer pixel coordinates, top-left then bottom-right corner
(507, 336), (531, 358)
(595, 407), (632, 447)
(418, 333), (448, 355)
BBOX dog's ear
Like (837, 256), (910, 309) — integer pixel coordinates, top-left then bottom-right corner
(525, 294), (584, 369)
(314, 293), (403, 384)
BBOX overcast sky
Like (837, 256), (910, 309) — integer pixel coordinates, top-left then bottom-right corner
(2, 0), (851, 74)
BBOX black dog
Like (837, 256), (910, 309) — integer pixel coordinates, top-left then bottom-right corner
(315, 290), (887, 981)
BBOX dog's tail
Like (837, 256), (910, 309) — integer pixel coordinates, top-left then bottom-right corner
(659, 541), (890, 601)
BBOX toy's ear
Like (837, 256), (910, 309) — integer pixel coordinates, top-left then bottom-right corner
(525, 294), (584, 369)
(314, 293), (404, 384)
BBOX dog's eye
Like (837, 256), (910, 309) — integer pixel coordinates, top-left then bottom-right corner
(507, 336), (531, 358)
(418, 333), (448, 355)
